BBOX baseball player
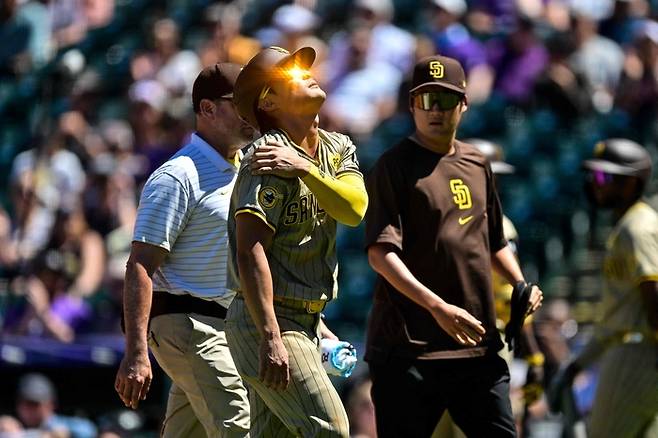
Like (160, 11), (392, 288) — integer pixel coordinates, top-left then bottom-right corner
(114, 63), (251, 438)
(550, 138), (658, 437)
(364, 55), (543, 438)
(225, 46), (368, 437)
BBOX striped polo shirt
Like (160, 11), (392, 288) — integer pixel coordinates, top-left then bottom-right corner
(133, 133), (240, 308)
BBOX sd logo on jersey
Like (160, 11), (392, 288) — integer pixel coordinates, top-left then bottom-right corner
(258, 186), (281, 209)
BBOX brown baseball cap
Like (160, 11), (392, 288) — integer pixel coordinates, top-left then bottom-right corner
(192, 62), (242, 113)
(233, 46), (316, 129)
(410, 55), (467, 95)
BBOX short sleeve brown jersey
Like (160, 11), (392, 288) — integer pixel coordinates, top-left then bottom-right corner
(364, 137), (507, 361)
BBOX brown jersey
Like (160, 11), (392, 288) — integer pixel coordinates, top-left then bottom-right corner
(364, 137), (507, 361)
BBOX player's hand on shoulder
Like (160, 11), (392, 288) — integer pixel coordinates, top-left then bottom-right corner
(250, 139), (310, 178)
(527, 284), (544, 315)
(430, 301), (486, 347)
(114, 351), (152, 409)
(259, 333), (290, 391)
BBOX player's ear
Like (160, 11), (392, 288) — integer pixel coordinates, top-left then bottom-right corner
(461, 96), (468, 113)
(408, 94), (415, 114)
(199, 99), (217, 118)
(258, 95), (276, 113)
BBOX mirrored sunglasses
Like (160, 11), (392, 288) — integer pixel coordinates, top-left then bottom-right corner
(413, 92), (462, 111)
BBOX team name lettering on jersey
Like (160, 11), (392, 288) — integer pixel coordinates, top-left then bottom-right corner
(284, 193), (325, 225)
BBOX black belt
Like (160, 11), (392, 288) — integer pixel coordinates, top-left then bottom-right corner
(150, 291), (227, 320)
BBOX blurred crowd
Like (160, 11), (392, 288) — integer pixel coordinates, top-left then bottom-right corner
(1, 0), (658, 436)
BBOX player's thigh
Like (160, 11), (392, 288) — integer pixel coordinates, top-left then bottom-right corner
(246, 331), (349, 438)
(369, 359), (445, 438)
(589, 344), (658, 438)
(245, 377), (296, 438)
(149, 313), (250, 437)
(161, 382), (207, 438)
(447, 355), (516, 438)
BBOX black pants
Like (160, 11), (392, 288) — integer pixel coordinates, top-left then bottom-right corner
(369, 353), (516, 438)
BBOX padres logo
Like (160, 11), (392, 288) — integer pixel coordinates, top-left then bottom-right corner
(450, 179), (472, 209)
(429, 61), (444, 79)
(332, 154), (341, 170)
(258, 186), (281, 209)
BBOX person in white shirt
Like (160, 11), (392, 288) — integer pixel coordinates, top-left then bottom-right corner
(114, 63), (254, 438)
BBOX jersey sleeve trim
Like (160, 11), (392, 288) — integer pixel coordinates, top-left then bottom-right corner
(336, 169), (364, 179)
(235, 208), (277, 233)
(636, 274), (658, 284)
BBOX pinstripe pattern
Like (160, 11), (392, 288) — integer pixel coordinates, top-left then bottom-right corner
(587, 201), (658, 436)
(227, 128), (363, 302)
(133, 134), (239, 308)
(226, 298), (349, 437)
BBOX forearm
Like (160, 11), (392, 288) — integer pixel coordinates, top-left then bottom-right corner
(301, 168), (368, 227)
(369, 247), (444, 312)
(123, 261), (153, 355)
(491, 245), (525, 285)
(237, 244), (280, 339)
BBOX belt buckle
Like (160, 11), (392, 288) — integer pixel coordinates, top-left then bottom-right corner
(305, 300), (324, 314)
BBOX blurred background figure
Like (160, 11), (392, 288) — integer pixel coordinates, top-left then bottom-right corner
(14, 373), (97, 438)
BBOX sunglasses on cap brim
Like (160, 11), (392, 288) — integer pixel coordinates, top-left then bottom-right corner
(412, 91), (463, 111)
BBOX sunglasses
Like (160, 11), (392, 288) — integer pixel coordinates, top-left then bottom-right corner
(413, 92), (463, 111)
(588, 169), (615, 186)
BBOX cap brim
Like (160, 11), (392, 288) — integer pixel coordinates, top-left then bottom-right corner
(278, 46), (316, 70)
(491, 161), (515, 174)
(222, 91), (234, 99)
(582, 159), (638, 176)
(410, 81), (466, 95)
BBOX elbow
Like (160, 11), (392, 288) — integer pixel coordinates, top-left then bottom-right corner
(367, 245), (385, 273)
(342, 191), (369, 227)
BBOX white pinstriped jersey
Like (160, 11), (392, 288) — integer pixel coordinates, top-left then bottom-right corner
(227, 128), (362, 302)
(133, 133), (240, 308)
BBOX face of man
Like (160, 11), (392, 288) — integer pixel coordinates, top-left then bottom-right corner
(215, 99), (256, 143)
(410, 87), (466, 139)
(585, 170), (637, 208)
(259, 66), (326, 118)
(17, 399), (53, 428)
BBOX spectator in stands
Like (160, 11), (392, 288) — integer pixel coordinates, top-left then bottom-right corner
(6, 204), (104, 342)
(15, 373), (97, 438)
(0, 0), (32, 77)
(323, 25), (402, 139)
(570, 8), (624, 113)
(615, 19), (658, 140)
(197, 3), (261, 67)
(150, 18), (201, 96)
(489, 16), (548, 106)
(533, 31), (591, 125)
(427, 0), (494, 103)
(327, 0), (414, 85)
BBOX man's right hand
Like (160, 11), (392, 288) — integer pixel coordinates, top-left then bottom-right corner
(430, 302), (486, 346)
(115, 351), (152, 409)
(259, 333), (290, 391)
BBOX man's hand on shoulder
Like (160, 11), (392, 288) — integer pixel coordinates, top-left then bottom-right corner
(250, 139), (310, 178)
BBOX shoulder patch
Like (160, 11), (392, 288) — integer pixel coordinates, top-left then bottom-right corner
(258, 186), (282, 209)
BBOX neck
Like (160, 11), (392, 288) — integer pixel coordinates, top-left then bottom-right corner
(196, 131), (241, 161)
(275, 114), (319, 155)
(414, 129), (456, 155)
(613, 197), (640, 222)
